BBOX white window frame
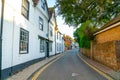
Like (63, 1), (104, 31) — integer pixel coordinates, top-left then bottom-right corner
(19, 28), (29, 54)
(50, 27), (53, 37)
(39, 17), (43, 31)
(49, 42), (52, 52)
(41, 0), (45, 10)
(57, 32), (58, 39)
(21, 0), (29, 19)
(40, 38), (45, 52)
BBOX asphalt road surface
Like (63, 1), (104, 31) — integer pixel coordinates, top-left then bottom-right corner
(36, 49), (107, 80)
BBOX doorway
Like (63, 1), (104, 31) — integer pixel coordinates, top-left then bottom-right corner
(46, 42), (49, 57)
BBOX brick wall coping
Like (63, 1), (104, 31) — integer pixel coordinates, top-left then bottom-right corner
(94, 15), (120, 35)
(94, 22), (120, 35)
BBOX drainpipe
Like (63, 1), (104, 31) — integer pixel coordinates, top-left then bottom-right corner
(48, 15), (50, 57)
(45, 0), (50, 58)
(48, 20), (50, 57)
(0, 0), (4, 79)
(54, 22), (56, 55)
(55, 29), (56, 55)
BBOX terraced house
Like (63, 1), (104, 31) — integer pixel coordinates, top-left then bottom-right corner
(55, 30), (64, 54)
(0, 0), (65, 79)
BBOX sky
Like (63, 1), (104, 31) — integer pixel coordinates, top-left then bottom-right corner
(46, 0), (75, 38)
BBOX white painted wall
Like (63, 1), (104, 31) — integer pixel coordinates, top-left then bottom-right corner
(55, 32), (64, 54)
(49, 11), (56, 56)
(2, 0), (49, 70)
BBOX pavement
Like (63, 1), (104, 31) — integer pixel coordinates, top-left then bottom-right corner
(7, 50), (120, 80)
(78, 53), (120, 80)
(7, 53), (65, 80)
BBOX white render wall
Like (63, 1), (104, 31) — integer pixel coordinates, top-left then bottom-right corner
(55, 32), (64, 54)
(49, 11), (56, 56)
(49, 25), (55, 56)
(2, 0), (49, 70)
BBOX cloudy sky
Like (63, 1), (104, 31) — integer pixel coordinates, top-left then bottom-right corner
(46, 0), (75, 38)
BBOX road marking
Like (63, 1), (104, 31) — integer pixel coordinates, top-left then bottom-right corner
(77, 53), (113, 80)
(72, 73), (79, 77)
(32, 54), (65, 80)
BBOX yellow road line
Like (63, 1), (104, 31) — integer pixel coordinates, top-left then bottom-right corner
(77, 53), (113, 80)
(32, 54), (65, 80)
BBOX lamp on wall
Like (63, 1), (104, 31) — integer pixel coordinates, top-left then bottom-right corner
(32, 0), (39, 7)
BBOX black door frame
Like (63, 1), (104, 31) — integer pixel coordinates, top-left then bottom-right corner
(46, 41), (49, 57)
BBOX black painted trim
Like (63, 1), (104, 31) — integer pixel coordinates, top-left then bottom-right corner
(0, 0), (5, 79)
(2, 57), (45, 80)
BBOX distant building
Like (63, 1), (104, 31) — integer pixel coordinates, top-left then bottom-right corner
(71, 41), (79, 49)
(63, 35), (72, 50)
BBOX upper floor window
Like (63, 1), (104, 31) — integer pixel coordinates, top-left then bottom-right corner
(19, 28), (29, 54)
(50, 27), (53, 37)
(57, 32), (58, 39)
(39, 17), (43, 31)
(59, 34), (61, 40)
(41, 0), (45, 10)
(21, 0), (29, 20)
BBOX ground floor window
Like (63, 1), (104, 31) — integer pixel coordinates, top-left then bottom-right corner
(40, 38), (45, 52)
(49, 42), (52, 52)
(19, 28), (29, 54)
(57, 43), (59, 52)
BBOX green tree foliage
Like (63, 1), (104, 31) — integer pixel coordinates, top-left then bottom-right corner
(56, 0), (120, 27)
(74, 20), (97, 48)
(56, 0), (120, 48)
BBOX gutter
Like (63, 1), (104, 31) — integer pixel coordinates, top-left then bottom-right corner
(0, 0), (4, 79)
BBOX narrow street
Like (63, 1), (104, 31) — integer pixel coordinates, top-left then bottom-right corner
(33, 49), (107, 80)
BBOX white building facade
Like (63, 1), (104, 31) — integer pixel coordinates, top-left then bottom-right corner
(48, 7), (55, 56)
(56, 31), (64, 54)
(48, 7), (65, 56)
(1, 0), (50, 79)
